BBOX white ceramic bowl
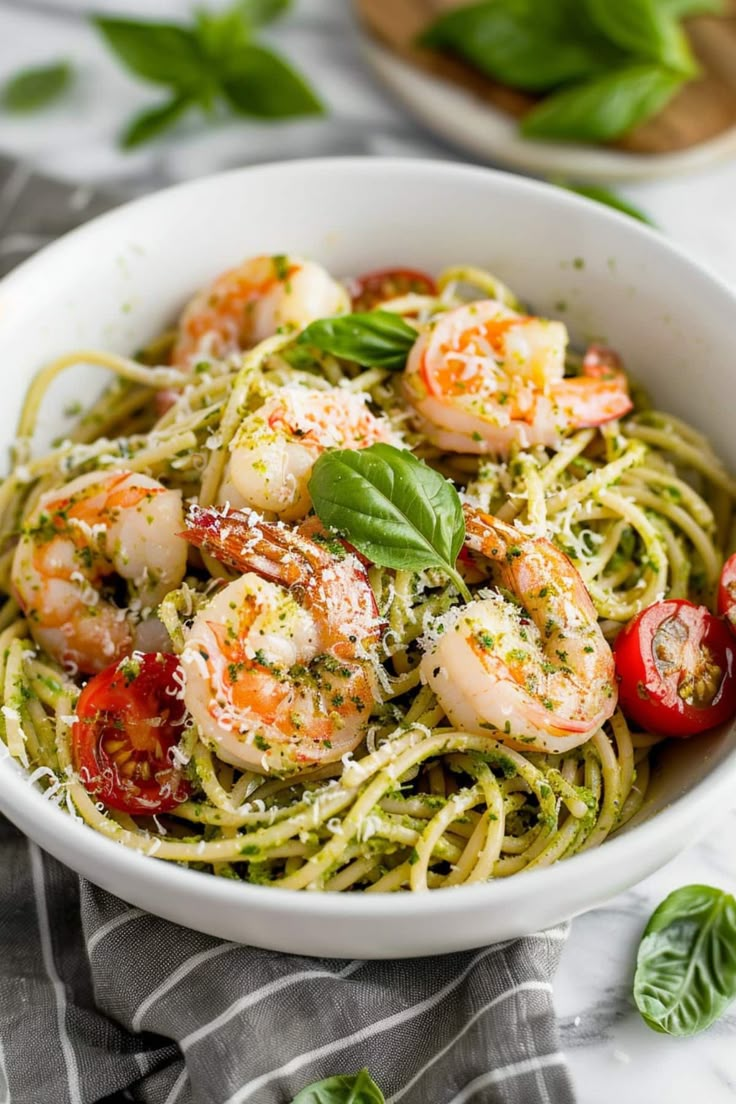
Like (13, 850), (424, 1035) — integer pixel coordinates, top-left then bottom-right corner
(0, 159), (734, 958)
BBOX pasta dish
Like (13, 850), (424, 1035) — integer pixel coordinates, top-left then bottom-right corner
(2, 256), (735, 893)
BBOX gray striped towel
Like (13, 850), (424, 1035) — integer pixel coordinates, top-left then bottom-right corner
(0, 156), (576, 1104)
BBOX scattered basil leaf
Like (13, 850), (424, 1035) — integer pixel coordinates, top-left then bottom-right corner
(93, 17), (211, 91)
(419, 0), (620, 92)
(521, 63), (683, 142)
(291, 1068), (385, 1103)
(121, 95), (192, 148)
(634, 884), (736, 1036)
(1, 61), (72, 113)
(296, 311), (417, 371)
(309, 444), (471, 600)
(557, 182), (655, 224)
(195, 5), (253, 66)
(221, 44), (323, 118)
(585, 0), (697, 75)
(93, 2), (321, 149)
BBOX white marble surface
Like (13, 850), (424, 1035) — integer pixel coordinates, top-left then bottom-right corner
(1, 2), (736, 1101)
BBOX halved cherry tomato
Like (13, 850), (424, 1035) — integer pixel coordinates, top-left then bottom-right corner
(614, 599), (736, 737)
(718, 553), (736, 636)
(349, 267), (437, 312)
(72, 652), (190, 813)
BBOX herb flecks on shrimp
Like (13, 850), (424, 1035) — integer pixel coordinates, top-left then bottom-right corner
(421, 506), (617, 753)
(180, 505), (384, 774)
(172, 254), (349, 369)
(403, 300), (631, 454)
(220, 386), (402, 521)
(11, 470), (187, 674)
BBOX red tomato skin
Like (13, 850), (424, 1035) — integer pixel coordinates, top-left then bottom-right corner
(72, 652), (190, 814)
(349, 267), (437, 311)
(718, 553), (736, 636)
(614, 600), (736, 738)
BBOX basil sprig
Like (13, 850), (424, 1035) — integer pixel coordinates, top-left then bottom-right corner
(296, 311), (418, 371)
(634, 884), (736, 1036)
(1, 61), (72, 113)
(420, 0), (715, 144)
(308, 444), (471, 601)
(291, 1068), (385, 1103)
(93, 0), (322, 149)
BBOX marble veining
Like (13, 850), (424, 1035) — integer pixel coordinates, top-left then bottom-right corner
(1, 2), (735, 1100)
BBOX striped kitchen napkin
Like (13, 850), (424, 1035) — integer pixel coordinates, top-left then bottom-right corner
(0, 155), (575, 1104)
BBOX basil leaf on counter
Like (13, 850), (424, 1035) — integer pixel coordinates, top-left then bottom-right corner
(308, 444), (471, 600)
(296, 311), (417, 371)
(419, 0), (617, 92)
(291, 1068), (385, 1103)
(585, 0), (697, 75)
(93, 1), (322, 149)
(93, 17), (211, 90)
(634, 884), (736, 1036)
(1, 61), (72, 113)
(221, 44), (323, 117)
(121, 95), (192, 148)
(557, 182), (655, 225)
(521, 63), (683, 142)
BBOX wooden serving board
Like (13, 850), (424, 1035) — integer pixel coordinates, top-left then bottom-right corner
(356, 0), (736, 154)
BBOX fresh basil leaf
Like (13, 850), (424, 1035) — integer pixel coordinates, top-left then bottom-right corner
(220, 43), (322, 117)
(120, 95), (192, 149)
(195, 5), (252, 66)
(558, 182), (655, 225)
(93, 16), (211, 91)
(634, 884), (736, 1036)
(296, 311), (417, 371)
(585, 0), (697, 75)
(2, 61), (72, 113)
(195, 1), (291, 67)
(521, 64), (683, 142)
(291, 1068), (385, 1103)
(419, 0), (620, 92)
(308, 444), (471, 599)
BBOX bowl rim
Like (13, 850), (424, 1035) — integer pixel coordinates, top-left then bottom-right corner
(1, 155), (735, 921)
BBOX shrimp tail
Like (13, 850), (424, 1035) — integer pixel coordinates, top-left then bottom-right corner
(183, 505), (385, 628)
(462, 503), (598, 621)
(183, 504), (307, 588)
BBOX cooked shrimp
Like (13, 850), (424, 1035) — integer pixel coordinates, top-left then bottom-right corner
(420, 505), (617, 753)
(403, 300), (632, 455)
(171, 254), (349, 368)
(180, 505), (383, 773)
(219, 386), (402, 520)
(12, 471), (187, 674)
